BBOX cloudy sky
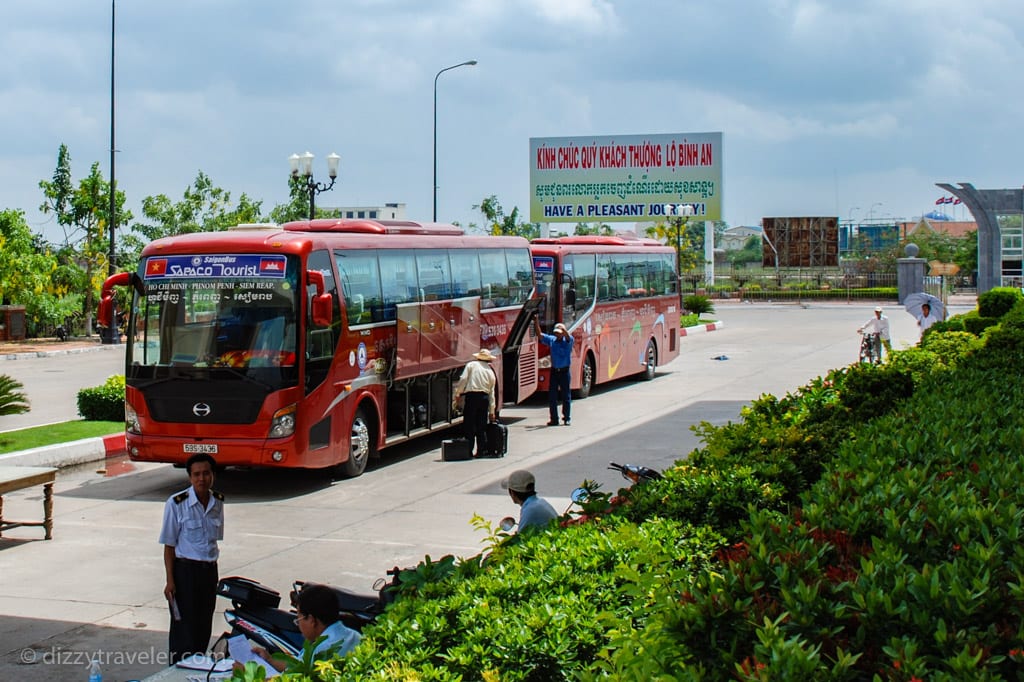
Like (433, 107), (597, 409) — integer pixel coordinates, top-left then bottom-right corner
(2, 0), (1020, 245)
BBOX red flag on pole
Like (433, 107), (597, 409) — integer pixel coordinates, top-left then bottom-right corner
(935, 197), (944, 205)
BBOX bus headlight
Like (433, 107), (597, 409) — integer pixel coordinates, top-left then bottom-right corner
(126, 402), (140, 434)
(538, 356), (552, 369)
(269, 405), (297, 438)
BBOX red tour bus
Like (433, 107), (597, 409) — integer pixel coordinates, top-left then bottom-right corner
(99, 219), (538, 475)
(529, 234), (680, 398)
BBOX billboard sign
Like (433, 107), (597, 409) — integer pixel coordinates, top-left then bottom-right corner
(529, 132), (722, 223)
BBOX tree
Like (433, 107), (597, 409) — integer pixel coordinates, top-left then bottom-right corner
(645, 218), (703, 272)
(268, 175), (343, 224)
(39, 148), (132, 335)
(571, 222), (615, 236)
(128, 171), (264, 251)
(0, 209), (80, 336)
(474, 195), (541, 239)
(727, 235), (764, 267)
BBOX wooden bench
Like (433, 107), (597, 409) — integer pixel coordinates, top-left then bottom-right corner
(0, 466), (57, 540)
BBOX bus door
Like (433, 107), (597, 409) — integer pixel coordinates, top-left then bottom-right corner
(502, 297), (543, 403)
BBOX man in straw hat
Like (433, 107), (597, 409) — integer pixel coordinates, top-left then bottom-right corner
(453, 348), (498, 457)
(536, 320), (574, 426)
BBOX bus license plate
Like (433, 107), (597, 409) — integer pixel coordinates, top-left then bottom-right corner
(183, 443), (218, 453)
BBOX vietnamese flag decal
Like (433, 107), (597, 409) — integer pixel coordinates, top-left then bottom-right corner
(146, 259), (168, 277)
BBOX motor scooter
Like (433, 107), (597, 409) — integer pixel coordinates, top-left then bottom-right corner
(214, 568), (401, 658)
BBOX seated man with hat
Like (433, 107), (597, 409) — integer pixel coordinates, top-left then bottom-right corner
(453, 348), (498, 457)
(501, 469), (558, 532)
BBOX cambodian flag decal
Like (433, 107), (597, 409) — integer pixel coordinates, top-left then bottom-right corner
(259, 257), (286, 276)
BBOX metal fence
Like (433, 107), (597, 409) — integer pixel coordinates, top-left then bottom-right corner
(678, 266), (897, 301)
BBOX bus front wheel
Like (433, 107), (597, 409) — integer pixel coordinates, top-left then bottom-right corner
(574, 355), (595, 400)
(340, 407), (375, 477)
(641, 340), (657, 381)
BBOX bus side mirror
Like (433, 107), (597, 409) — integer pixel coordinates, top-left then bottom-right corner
(312, 295), (332, 328)
(307, 270), (333, 328)
(98, 272), (132, 328)
(565, 288), (576, 307)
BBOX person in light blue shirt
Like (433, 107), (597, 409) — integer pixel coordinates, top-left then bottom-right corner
(537, 321), (575, 425)
(501, 469), (558, 531)
(249, 583), (361, 672)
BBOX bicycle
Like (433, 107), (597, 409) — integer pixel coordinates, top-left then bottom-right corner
(859, 332), (882, 365)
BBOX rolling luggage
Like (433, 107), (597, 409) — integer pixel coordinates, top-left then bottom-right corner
(485, 421), (508, 458)
(442, 438), (473, 462)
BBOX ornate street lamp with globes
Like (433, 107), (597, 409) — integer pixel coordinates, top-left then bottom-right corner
(289, 151), (340, 220)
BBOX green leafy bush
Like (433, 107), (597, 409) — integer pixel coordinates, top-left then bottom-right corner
(682, 294), (714, 315)
(280, 294), (1024, 682)
(962, 310), (1000, 335)
(976, 285), (1022, 318)
(76, 375), (125, 421)
(918, 329), (983, 365)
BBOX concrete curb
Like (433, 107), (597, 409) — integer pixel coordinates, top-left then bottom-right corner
(0, 433), (126, 468)
(0, 344), (120, 362)
(681, 320), (724, 336)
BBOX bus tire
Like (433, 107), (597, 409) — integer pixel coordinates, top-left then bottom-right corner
(340, 407), (375, 478)
(640, 340), (657, 381)
(574, 354), (595, 400)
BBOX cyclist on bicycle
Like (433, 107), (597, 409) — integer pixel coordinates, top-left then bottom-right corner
(857, 306), (891, 360)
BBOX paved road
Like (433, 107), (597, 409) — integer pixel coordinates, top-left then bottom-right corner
(0, 301), (973, 681)
(0, 345), (124, 431)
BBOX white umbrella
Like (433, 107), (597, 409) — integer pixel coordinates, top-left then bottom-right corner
(904, 292), (944, 320)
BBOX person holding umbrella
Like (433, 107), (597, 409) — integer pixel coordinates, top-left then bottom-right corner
(918, 302), (940, 333)
(904, 292), (944, 337)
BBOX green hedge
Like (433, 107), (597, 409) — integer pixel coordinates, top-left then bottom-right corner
(77, 375), (125, 421)
(255, 299), (1024, 681)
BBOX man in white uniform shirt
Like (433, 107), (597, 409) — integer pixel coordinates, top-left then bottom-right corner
(159, 453), (224, 663)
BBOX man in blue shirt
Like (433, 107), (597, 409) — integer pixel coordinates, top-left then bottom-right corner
(537, 321), (574, 425)
(501, 469), (558, 531)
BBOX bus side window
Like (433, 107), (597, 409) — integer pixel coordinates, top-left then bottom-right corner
(450, 249), (482, 298)
(335, 251), (380, 327)
(379, 250), (417, 319)
(479, 250), (510, 307)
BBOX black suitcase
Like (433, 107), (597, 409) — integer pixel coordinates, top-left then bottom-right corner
(485, 422), (508, 457)
(442, 438), (473, 461)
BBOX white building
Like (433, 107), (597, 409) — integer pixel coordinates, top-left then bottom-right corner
(320, 202), (407, 220)
(719, 225), (762, 251)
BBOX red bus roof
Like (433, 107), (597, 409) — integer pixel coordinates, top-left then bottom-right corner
(530, 234), (665, 247)
(283, 218), (465, 236)
(139, 221), (530, 258)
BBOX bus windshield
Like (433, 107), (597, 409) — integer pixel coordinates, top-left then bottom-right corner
(127, 253), (300, 388)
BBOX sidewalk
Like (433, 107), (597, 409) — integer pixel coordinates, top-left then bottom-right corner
(0, 337), (117, 361)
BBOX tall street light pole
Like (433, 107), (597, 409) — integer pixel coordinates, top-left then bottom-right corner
(289, 151), (341, 219)
(665, 203), (694, 304)
(103, 0), (118, 345)
(433, 60), (477, 221)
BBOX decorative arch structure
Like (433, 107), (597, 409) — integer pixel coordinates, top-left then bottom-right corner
(936, 182), (1024, 293)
